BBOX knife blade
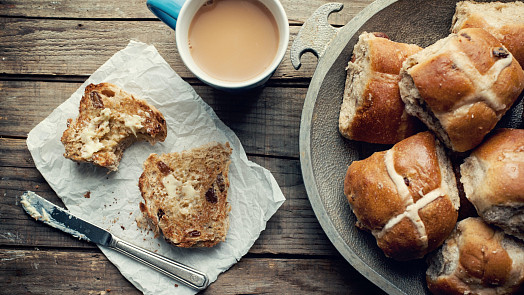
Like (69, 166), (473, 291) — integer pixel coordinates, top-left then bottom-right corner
(20, 191), (209, 290)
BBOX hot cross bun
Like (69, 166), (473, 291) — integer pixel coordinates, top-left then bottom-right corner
(399, 28), (524, 152)
(344, 132), (460, 260)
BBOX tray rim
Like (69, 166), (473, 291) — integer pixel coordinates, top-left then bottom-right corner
(298, 0), (408, 294)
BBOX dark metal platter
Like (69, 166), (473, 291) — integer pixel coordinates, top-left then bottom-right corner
(298, 0), (523, 294)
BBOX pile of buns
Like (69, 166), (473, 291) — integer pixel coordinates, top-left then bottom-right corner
(340, 1), (524, 294)
(62, 82), (232, 248)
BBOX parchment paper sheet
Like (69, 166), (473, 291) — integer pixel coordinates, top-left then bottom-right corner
(26, 41), (286, 295)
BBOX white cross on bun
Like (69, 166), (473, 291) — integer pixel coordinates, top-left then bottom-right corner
(344, 131), (460, 260)
(451, 1), (524, 67)
(426, 217), (524, 295)
(399, 28), (524, 152)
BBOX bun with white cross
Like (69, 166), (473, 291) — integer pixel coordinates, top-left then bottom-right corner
(398, 28), (524, 152)
(426, 217), (524, 295)
(339, 32), (423, 144)
(460, 128), (524, 242)
(451, 1), (524, 68)
(343, 131), (460, 261)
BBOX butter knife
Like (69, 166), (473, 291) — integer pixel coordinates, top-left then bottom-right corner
(20, 191), (209, 290)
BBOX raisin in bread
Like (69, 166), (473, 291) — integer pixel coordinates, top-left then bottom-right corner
(451, 1), (524, 67)
(61, 83), (167, 171)
(138, 142), (232, 248)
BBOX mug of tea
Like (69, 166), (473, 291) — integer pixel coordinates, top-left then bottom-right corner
(147, 0), (289, 91)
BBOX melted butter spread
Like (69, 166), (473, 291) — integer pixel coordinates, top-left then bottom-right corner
(79, 108), (112, 159)
(77, 108), (145, 159)
(20, 196), (42, 219)
(181, 183), (200, 200)
(123, 114), (144, 136)
(162, 174), (183, 197)
(41, 207), (51, 222)
(162, 174), (200, 217)
(21, 192), (89, 241)
(21, 192), (50, 222)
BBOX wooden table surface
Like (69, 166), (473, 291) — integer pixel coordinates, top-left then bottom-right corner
(0, 0), (388, 294)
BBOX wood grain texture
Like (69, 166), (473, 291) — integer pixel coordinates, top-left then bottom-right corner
(0, 18), (319, 79)
(0, 137), (34, 168)
(0, 249), (385, 294)
(0, 0), (373, 26)
(0, 81), (305, 158)
(1, 249), (141, 294)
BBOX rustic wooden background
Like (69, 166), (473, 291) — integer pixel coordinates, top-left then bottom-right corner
(0, 0), (388, 294)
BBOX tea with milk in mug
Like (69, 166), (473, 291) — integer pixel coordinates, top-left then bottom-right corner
(188, 0), (279, 82)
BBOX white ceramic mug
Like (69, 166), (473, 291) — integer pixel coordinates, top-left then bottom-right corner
(147, 0), (289, 91)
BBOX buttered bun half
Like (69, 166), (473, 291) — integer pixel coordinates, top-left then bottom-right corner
(460, 128), (524, 241)
(399, 28), (524, 152)
(344, 132), (459, 261)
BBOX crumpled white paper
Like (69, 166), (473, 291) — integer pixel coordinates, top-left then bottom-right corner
(26, 41), (286, 295)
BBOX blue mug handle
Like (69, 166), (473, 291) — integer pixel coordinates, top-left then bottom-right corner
(147, 0), (187, 30)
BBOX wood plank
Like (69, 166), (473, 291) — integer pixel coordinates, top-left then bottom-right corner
(0, 18), (321, 79)
(0, 158), (338, 255)
(0, 81), (76, 139)
(0, 165), (89, 248)
(0, 137), (34, 168)
(0, 249), (141, 294)
(0, 81), (305, 158)
(194, 86), (304, 158)
(0, 0), (373, 26)
(0, 249), (385, 294)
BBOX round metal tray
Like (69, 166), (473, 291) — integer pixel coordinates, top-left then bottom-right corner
(298, 0), (523, 294)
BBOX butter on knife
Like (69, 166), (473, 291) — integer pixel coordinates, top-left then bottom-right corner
(20, 190), (209, 290)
